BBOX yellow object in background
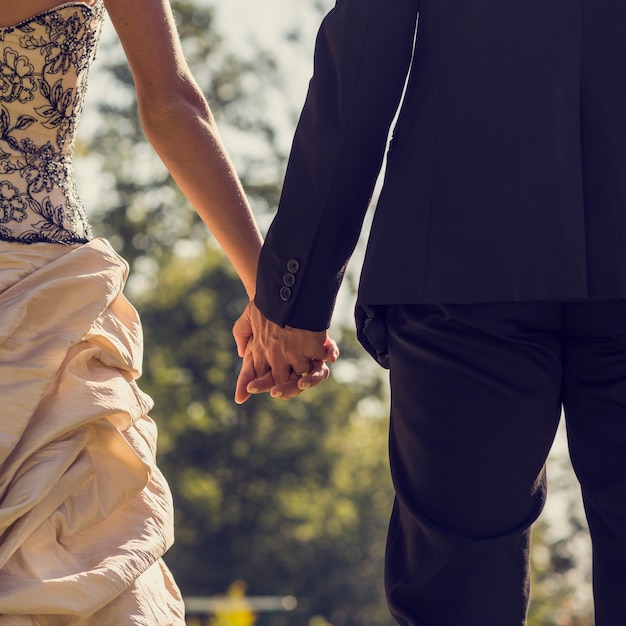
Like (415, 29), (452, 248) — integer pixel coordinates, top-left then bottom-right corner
(209, 581), (257, 626)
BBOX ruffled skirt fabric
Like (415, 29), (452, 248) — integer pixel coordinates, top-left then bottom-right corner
(0, 238), (185, 624)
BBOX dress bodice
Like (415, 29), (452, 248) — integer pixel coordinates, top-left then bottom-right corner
(0, 1), (104, 244)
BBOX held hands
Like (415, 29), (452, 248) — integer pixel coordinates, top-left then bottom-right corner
(233, 300), (339, 404)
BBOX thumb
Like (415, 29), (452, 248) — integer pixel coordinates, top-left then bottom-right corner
(233, 310), (253, 358)
(324, 336), (340, 363)
(235, 351), (256, 404)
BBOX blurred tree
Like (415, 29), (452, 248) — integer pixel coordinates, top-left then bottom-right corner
(82, 0), (284, 271)
(528, 521), (593, 626)
(527, 451), (593, 626)
(135, 246), (394, 626)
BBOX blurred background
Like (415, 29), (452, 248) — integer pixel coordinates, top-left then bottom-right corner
(75, 1), (594, 624)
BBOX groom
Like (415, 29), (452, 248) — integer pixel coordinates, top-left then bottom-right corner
(235, 0), (626, 623)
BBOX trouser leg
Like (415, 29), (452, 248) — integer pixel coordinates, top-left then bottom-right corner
(562, 300), (626, 626)
(384, 303), (563, 626)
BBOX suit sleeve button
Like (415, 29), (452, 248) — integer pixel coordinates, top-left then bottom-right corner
(287, 259), (300, 273)
(280, 286), (292, 301)
(283, 272), (296, 287)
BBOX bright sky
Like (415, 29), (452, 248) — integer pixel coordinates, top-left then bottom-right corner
(212, 0), (332, 150)
(213, 0), (330, 83)
(214, 0), (329, 44)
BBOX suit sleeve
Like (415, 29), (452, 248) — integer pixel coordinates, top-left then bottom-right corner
(254, 0), (420, 331)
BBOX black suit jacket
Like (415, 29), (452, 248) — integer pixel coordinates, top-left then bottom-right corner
(255, 0), (626, 332)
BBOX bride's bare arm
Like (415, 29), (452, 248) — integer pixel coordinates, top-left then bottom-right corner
(104, 0), (262, 298)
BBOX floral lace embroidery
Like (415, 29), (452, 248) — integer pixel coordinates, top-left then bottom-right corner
(0, 2), (104, 245)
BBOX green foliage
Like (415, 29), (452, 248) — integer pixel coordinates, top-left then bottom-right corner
(136, 247), (394, 625)
(527, 452), (594, 626)
(528, 521), (594, 626)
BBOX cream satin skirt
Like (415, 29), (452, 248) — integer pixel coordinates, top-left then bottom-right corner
(0, 238), (185, 625)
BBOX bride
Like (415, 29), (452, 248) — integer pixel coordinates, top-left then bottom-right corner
(0, 0), (263, 623)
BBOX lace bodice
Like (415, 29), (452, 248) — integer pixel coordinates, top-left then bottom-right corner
(0, 1), (104, 245)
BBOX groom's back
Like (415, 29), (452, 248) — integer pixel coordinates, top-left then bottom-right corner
(359, 0), (626, 306)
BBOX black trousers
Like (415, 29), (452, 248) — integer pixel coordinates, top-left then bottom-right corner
(383, 301), (626, 626)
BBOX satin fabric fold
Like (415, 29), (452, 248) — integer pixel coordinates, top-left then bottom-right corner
(0, 238), (185, 624)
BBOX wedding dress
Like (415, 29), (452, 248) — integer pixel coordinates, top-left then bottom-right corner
(0, 2), (186, 622)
